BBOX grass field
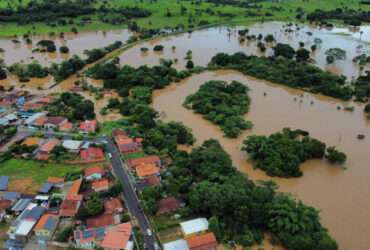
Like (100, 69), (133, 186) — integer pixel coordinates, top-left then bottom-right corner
(0, 159), (81, 193)
(0, 0), (369, 37)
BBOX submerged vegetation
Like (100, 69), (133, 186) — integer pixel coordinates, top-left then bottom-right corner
(209, 52), (353, 100)
(242, 128), (346, 177)
(183, 80), (252, 138)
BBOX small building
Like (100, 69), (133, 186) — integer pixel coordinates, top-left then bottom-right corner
(74, 227), (105, 249)
(104, 198), (124, 214)
(34, 214), (58, 243)
(113, 129), (143, 154)
(44, 116), (67, 130)
(135, 163), (159, 179)
(163, 239), (190, 250)
(84, 166), (104, 181)
(186, 232), (217, 250)
(59, 179), (83, 217)
(127, 155), (161, 169)
(37, 138), (60, 160)
(24, 112), (46, 126)
(80, 147), (104, 161)
(100, 222), (133, 250)
(92, 179), (109, 192)
(86, 213), (120, 229)
(79, 120), (97, 134)
(62, 139), (83, 153)
(180, 218), (209, 237)
(21, 137), (41, 147)
(0, 175), (9, 191)
(11, 198), (32, 213)
(47, 177), (64, 188)
(38, 183), (54, 194)
(2, 192), (20, 203)
(59, 121), (73, 132)
(156, 197), (181, 216)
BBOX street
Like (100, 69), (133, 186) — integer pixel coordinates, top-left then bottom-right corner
(103, 136), (157, 250)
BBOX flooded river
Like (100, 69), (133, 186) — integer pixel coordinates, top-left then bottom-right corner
(153, 70), (370, 250)
(120, 22), (370, 79)
(0, 29), (131, 66)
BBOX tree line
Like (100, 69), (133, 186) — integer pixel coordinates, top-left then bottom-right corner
(306, 8), (370, 26)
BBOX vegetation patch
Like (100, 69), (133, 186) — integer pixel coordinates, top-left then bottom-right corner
(183, 80), (252, 138)
(242, 128), (346, 177)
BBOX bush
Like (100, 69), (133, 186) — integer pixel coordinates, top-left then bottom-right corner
(153, 44), (164, 51)
(325, 147), (346, 164)
(60, 46), (70, 54)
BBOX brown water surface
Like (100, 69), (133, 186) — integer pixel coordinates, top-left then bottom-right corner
(120, 22), (370, 79)
(152, 70), (370, 250)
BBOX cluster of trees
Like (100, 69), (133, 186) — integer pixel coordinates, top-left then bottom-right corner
(0, 0), (151, 25)
(307, 9), (370, 26)
(160, 139), (337, 249)
(242, 128), (346, 177)
(209, 52), (353, 100)
(84, 41), (123, 64)
(0, 126), (17, 145)
(273, 43), (310, 62)
(0, 66), (7, 80)
(36, 40), (57, 53)
(47, 92), (95, 121)
(183, 80), (253, 138)
(353, 71), (370, 102)
(8, 62), (48, 81)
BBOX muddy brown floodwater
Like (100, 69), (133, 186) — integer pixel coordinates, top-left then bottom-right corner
(0, 29), (131, 66)
(120, 21), (370, 80)
(152, 70), (370, 250)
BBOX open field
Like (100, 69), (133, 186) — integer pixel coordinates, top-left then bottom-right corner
(0, 159), (81, 193)
(0, 0), (369, 37)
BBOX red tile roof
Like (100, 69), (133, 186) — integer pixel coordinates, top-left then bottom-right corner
(86, 213), (114, 228)
(127, 155), (161, 169)
(39, 139), (60, 153)
(59, 122), (73, 132)
(79, 120), (97, 133)
(186, 232), (217, 250)
(100, 223), (132, 249)
(92, 179), (109, 191)
(67, 179), (82, 199)
(46, 116), (67, 126)
(80, 147), (104, 161)
(135, 163), (159, 178)
(34, 214), (58, 230)
(47, 177), (64, 184)
(156, 197), (181, 216)
(59, 199), (81, 217)
(84, 166), (104, 177)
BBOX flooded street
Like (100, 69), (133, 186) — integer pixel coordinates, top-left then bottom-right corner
(120, 22), (370, 79)
(153, 70), (370, 250)
(0, 29), (131, 66)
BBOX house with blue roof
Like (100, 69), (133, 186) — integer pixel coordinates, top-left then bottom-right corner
(34, 214), (59, 243)
(74, 227), (105, 249)
(0, 176), (9, 191)
(2, 191), (20, 203)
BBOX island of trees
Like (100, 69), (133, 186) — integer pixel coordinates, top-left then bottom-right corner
(183, 80), (252, 138)
(242, 128), (347, 177)
(209, 52), (354, 101)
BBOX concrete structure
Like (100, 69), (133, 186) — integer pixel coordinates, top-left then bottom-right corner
(62, 140), (83, 153)
(163, 239), (190, 250)
(180, 218), (209, 237)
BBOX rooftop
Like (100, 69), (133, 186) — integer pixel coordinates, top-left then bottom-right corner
(92, 179), (109, 191)
(127, 155), (161, 168)
(84, 166), (104, 177)
(62, 140), (83, 150)
(34, 214), (58, 231)
(39, 139), (60, 153)
(86, 213), (115, 228)
(156, 197), (181, 216)
(22, 137), (41, 147)
(47, 177), (64, 184)
(186, 232), (217, 250)
(80, 147), (104, 161)
(0, 175), (9, 191)
(135, 163), (159, 178)
(163, 239), (190, 250)
(100, 223), (132, 250)
(180, 218), (209, 236)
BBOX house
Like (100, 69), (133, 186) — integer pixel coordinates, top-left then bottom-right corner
(92, 179), (109, 192)
(47, 177), (64, 188)
(21, 137), (41, 147)
(38, 183), (54, 194)
(59, 121), (73, 132)
(33, 116), (47, 127)
(0, 175), (9, 191)
(11, 198), (32, 213)
(79, 120), (97, 134)
(24, 112), (46, 126)
(104, 198), (124, 214)
(44, 116), (67, 130)
(84, 166), (104, 180)
(100, 222), (133, 250)
(156, 197), (181, 216)
(74, 227), (105, 249)
(80, 147), (104, 161)
(86, 213), (120, 228)
(180, 218), (209, 237)
(37, 138), (60, 160)
(34, 214), (58, 242)
(2, 192), (20, 203)
(127, 155), (161, 169)
(59, 179), (83, 217)
(163, 239), (190, 250)
(135, 163), (159, 179)
(0, 200), (11, 222)
(113, 129), (143, 154)
(186, 232), (217, 250)
(62, 139), (83, 153)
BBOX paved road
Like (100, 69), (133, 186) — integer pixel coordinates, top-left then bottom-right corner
(103, 136), (157, 250)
